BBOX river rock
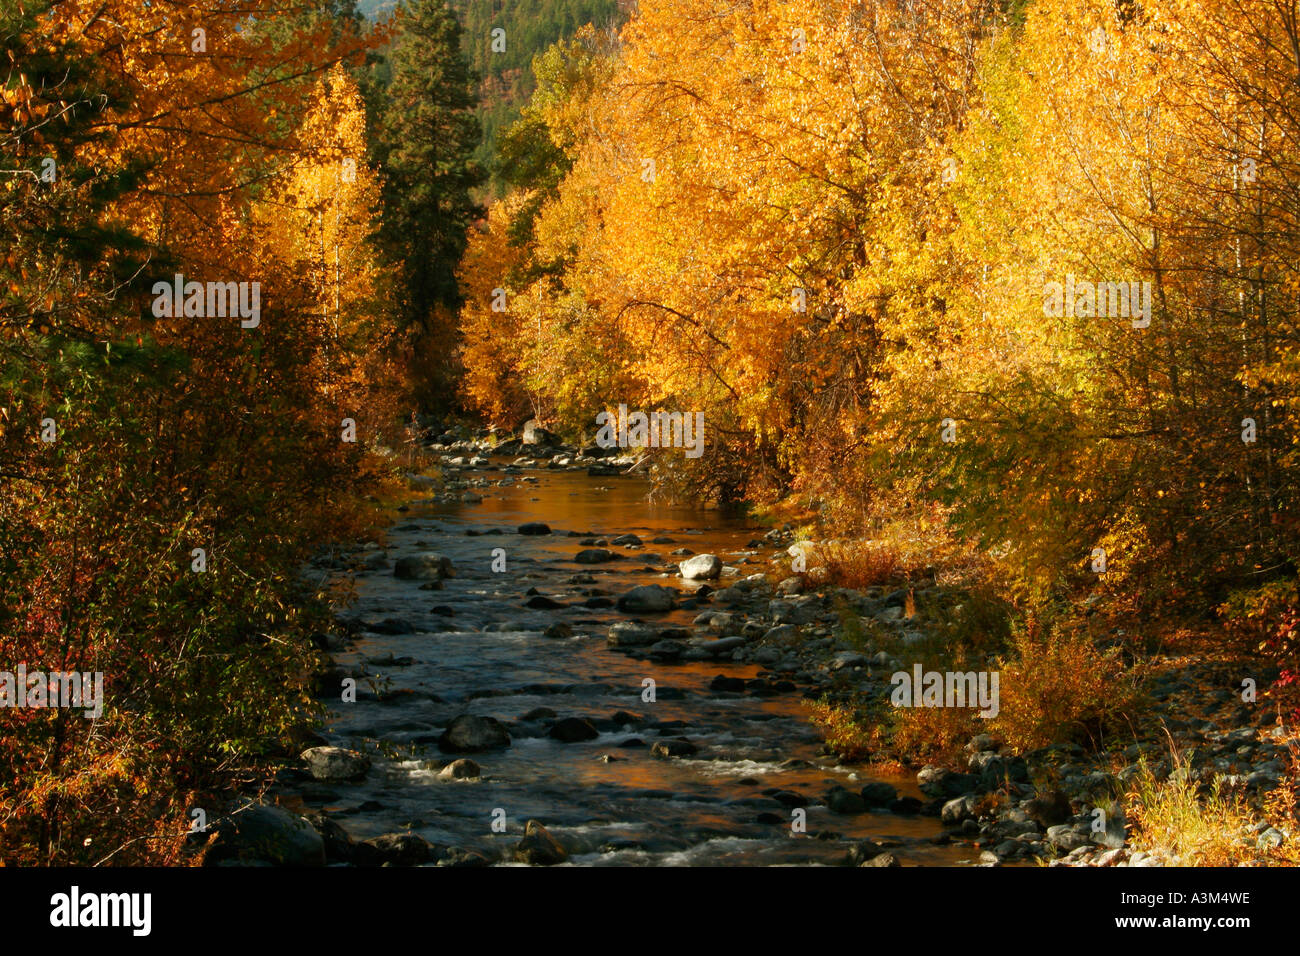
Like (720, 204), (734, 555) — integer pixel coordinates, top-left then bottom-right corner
(771, 598), (821, 625)
(1256, 826), (1285, 850)
(394, 553), (454, 581)
(617, 584), (677, 613)
(694, 611), (734, 632)
(514, 820), (567, 865)
(607, 622), (659, 647)
(917, 765), (978, 798)
(860, 782), (899, 807)
(846, 841), (887, 866)
(438, 758), (481, 780)
(440, 847), (493, 868)
(861, 852), (901, 867)
(612, 533), (643, 546)
(549, 717), (600, 742)
(1246, 769), (1281, 789)
(762, 624), (800, 644)
(831, 651), (870, 671)
(359, 615), (415, 635)
(575, 548), (619, 564)
(301, 746), (370, 782)
(302, 811), (355, 864)
(1092, 808), (1128, 849)
(438, 714), (511, 753)
(679, 553), (723, 579)
(1046, 824), (1091, 852)
(707, 636), (747, 655)
(360, 832), (433, 866)
(941, 795), (978, 826)
(648, 640), (685, 659)
(518, 522), (551, 535)
(201, 804), (326, 867)
(650, 739), (699, 758)
(522, 420), (555, 445)
(971, 752), (1029, 790)
(826, 786), (867, 815)
(1024, 789), (1071, 828)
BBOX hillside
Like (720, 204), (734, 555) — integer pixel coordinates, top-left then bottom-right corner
(461, 0), (621, 186)
(357, 0), (400, 17)
(361, 0), (624, 190)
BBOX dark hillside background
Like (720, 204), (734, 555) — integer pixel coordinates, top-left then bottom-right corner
(360, 0), (625, 190)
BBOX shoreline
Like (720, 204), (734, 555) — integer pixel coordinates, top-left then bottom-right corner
(186, 426), (1296, 867)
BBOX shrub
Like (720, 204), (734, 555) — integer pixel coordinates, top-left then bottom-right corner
(1219, 579), (1300, 723)
(887, 701), (983, 766)
(817, 539), (902, 589)
(805, 697), (880, 762)
(1219, 578), (1298, 653)
(991, 619), (1144, 753)
(1265, 608), (1300, 723)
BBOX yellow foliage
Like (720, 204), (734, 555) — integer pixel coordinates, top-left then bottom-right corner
(992, 622), (1144, 753)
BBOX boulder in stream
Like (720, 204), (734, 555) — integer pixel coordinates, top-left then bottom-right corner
(201, 803), (326, 867)
(549, 717), (600, 742)
(679, 553), (723, 579)
(513, 820), (568, 865)
(438, 758), (482, 780)
(301, 746), (371, 782)
(438, 714), (512, 753)
(607, 622), (659, 647)
(650, 738), (699, 758)
(394, 553), (454, 581)
(860, 782), (899, 807)
(575, 548), (620, 564)
(359, 832), (435, 866)
(522, 420), (556, 446)
(616, 584), (677, 613)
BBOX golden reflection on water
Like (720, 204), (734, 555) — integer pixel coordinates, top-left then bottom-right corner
(312, 463), (994, 865)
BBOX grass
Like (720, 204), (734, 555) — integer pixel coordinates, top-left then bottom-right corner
(816, 538), (904, 589)
(1125, 740), (1300, 866)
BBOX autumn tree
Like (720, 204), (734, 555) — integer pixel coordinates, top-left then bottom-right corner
(1, 0), (396, 865)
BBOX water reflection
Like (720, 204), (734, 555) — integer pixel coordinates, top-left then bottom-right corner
(297, 464), (980, 865)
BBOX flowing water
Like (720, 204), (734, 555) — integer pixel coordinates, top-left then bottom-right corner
(291, 462), (977, 865)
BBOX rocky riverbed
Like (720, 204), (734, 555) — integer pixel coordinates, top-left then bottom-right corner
(191, 426), (1295, 867)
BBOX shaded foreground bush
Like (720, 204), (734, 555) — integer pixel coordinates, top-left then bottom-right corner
(0, 1), (407, 865)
